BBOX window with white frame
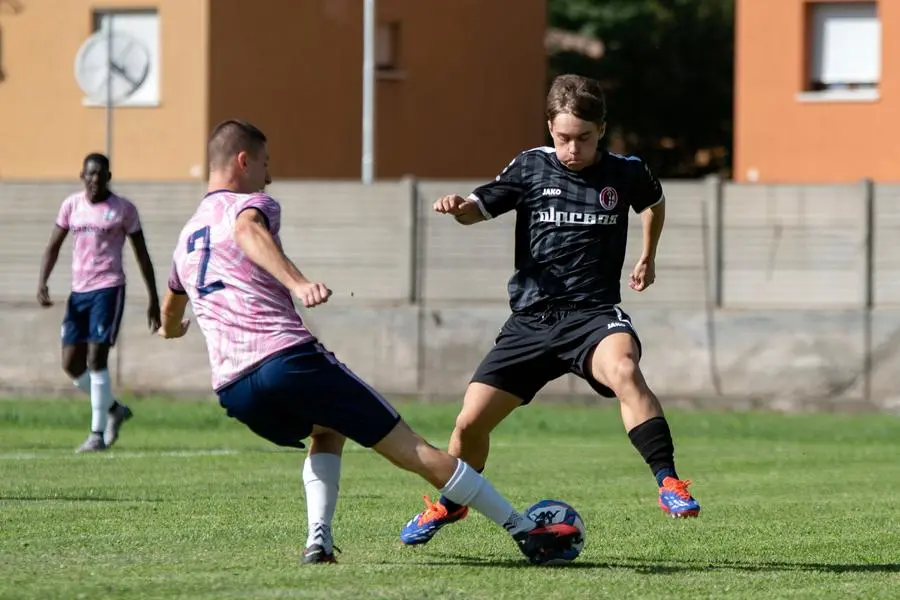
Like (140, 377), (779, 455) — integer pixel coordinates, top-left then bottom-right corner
(807, 2), (880, 95)
(85, 9), (160, 107)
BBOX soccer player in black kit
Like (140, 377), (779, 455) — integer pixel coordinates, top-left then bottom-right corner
(400, 74), (700, 546)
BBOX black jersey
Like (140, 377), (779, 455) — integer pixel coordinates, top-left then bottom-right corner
(469, 147), (664, 312)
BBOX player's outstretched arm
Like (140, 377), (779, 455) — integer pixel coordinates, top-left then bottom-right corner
(641, 199), (665, 258)
(444, 154), (525, 225)
(37, 226), (68, 307)
(158, 290), (190, 339)
(630, 199), (665, 292)
(434, 194), (487, 226)
(128, 230), (162, 332)
(233, 208), (331, 308)
(629, 160), (666, 292)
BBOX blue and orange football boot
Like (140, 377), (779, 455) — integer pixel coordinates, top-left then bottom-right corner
(658, 477), (701, 518)
(400, 496), (469, 545)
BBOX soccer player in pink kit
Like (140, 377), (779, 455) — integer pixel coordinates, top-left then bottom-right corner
(38, 154), (161, 453)
(157, 119), (581, 565)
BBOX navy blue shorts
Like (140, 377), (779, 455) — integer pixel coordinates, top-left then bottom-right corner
(61, 285), (126, 347)
(216, 342), (402, 449)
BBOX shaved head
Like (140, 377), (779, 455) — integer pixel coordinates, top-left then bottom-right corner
(207, 119), (268, 170)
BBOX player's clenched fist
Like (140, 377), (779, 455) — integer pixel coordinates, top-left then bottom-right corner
(629, 256), (656, 292)
(158, 319), (191, 339)
(294, 281), (331, 308)
(434, 195), (467, 215)
(36, 285), (53, 308)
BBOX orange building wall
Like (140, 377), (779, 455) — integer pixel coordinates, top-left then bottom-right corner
(208, 0), (546, 180)
(0, 0), (209, 180)
(734, 0), (900, 183)
(375, 0), (546, 179)
(207, 0), (367, 179)
(0, 0), (544, 181)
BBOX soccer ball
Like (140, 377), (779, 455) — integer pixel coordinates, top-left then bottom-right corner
(524, 499), (586, 565)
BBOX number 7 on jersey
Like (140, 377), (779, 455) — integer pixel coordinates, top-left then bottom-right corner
(187, 226), (225, 297)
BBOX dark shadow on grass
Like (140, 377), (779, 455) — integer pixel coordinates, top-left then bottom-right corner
(762, 561), (900, 574)
(403, 552), (618, 570)
(0, 495), (163, 502)
(422, 552), (900, 574)
(604, 556), (900, 575)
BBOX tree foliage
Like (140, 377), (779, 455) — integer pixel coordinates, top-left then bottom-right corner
(548, 0), (734, 177)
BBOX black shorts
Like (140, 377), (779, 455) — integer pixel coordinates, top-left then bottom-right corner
(216, 342), (402, 449)
(471, 305), (642, 403)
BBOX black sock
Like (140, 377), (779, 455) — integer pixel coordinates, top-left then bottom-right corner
(439, 466), (483, 512)
(627, 416), (678, 486)
(109, 401), (121, 413)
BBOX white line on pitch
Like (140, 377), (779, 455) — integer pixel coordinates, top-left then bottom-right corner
(0, 439), (568, 461)
(0, 446), (376, 461)
(0, 449), (244, 461)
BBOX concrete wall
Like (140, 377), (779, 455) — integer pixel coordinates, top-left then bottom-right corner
(3, 178), (900, 411)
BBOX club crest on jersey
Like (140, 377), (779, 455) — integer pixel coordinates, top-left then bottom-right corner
(598, 187), (618, 210)
(103, 209), (117, 221)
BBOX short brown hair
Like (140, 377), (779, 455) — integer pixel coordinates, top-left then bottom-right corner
(207, 119), (268, 169)
(546, 74), (606, 124)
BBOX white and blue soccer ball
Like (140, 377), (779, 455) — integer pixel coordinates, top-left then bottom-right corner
(524, 499), (586, 565)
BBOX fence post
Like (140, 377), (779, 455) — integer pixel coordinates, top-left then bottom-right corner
(405, 176), (421, 304)
(862, 178), (875, 405)
(405, 177), (426, 394)
(704, 174), (724, 308)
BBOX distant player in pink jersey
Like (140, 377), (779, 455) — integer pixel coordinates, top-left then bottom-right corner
(157, 120), (581, 565)
(37, 153), (162, 453)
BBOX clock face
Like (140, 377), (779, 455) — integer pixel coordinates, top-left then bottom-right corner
(74, 30), (151, 105)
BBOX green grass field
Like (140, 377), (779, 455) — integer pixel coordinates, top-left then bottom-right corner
(1, 398), (898, 600)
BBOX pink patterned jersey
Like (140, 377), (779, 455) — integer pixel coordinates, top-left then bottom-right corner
(168, 191), (314, 391)
(56, 192), (141, 293)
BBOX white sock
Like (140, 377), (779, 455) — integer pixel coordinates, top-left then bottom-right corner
(74, 371), (119, 410)
(440, 459), (535, 536)
(73, 372), (91, 394)
(89, 370), (114, 433)
(303, 453), (341, 552)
